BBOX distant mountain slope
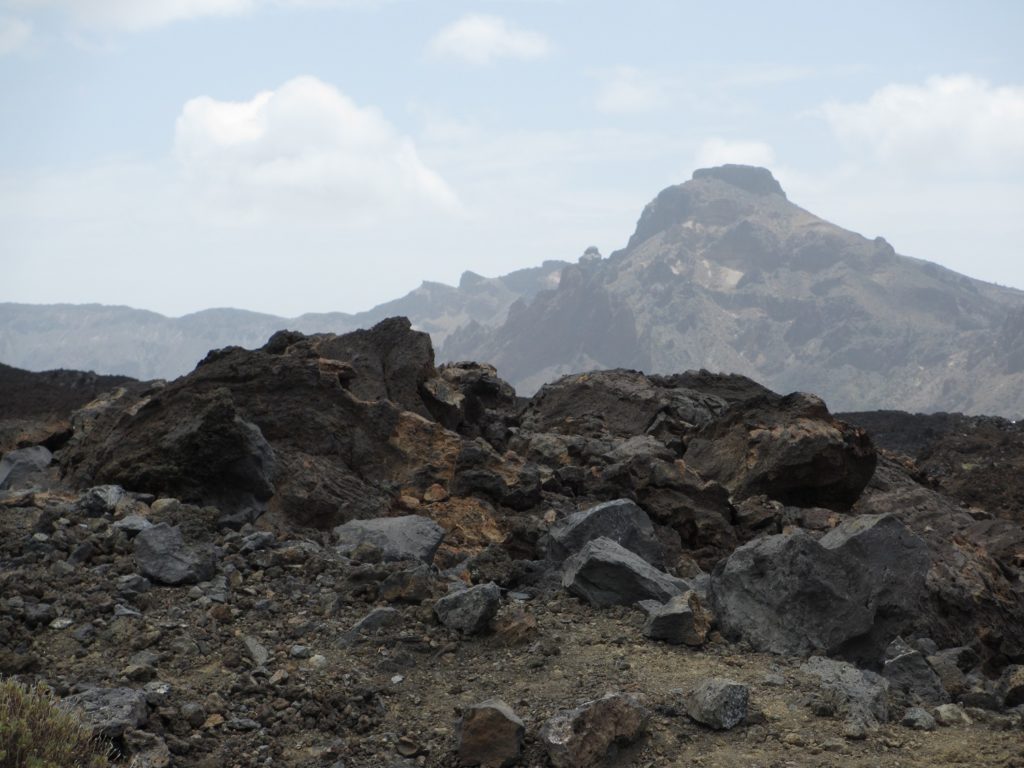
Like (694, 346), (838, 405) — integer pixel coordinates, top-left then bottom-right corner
(0, 260), (567, 381)
(442, 166), (1024, 417)
(4, 165), (1023, 416)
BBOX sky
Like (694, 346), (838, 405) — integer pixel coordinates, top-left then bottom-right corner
(1, 0), (1022, 318)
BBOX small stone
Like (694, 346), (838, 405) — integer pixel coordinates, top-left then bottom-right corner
(901, 707), (937, 731)
(434, 582), (501, 635)
(683, 678), (749, 730)
(307, 654), (328, 670)
(243, 636), (270, 667)
(933, 703), (971, 727)
(423, 484), (448, 503)
(642, 591), (711, 646)
(457, 699), (525, 768)
(289, 644), (311, 659)
(379, 564), (433, 604)
(181, 702), (207, 729)
(540, 693), (648, 768)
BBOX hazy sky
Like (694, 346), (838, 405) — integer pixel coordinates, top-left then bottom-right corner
(1, 1), (1022, 318)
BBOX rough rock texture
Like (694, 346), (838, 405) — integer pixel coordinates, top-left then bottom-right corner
(801, 656), (889, 727)
(684, 392), (877, 509)
(539, 693), (648, 768)
(334, 515), (445, 564)
(133, 523), (215, 586)
(456, 699), (525, 768)
(642, 591), (711, 646)
(59, 687), (149, 738)
(710, 514), (929, 658)
(0, 445), (52, 490)
(562, 537), (688, 608)
(434, 583), (501, 635)
(683, 678), (749, 730)
(547, 498), (663, 566)
(883, 638), (950, 706)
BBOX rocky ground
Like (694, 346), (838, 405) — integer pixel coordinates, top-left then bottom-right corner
(1, 317), (1023, 768)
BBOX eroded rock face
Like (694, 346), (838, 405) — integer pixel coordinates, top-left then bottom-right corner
(685, 392), (876, 510)
(539, 693), (648, 768)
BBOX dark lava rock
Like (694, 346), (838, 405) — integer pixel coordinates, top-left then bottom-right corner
(642, 591), (711, 646)
(562, 537), (688, 608)
(72, 484), (126, 517)
(539, 692), (648, 768)
(999, 665), (1024, 708)
(378, 563), (433, 604)
(685, 391), (876, 509)
(59, 687), (149, 738)
(710, 514), (928, 658)
(801, 656), (889, 726)
(335, 515), (445, 564)
(456, 698), (525, 767)
(883, 638), (949, 706)
(133, 523), (215, 586)
(434, 582), (501, 635)
(683, 678), (749, 730)
(0, 445), (52, 490)
(547, 498), (663, 566)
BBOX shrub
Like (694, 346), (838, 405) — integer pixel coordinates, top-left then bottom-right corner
(0, 678), (109, 768)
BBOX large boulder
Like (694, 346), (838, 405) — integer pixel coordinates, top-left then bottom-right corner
(434, 583), (501, 635)
(547, 498), (663, 566)
(0, 445), (52, 490)
(710, 514), (929, 658)
(335, 515), (445, 564)
(60, 687), (149, 739)
(562, 537), (689, 608)
(685, 392), (876, 509)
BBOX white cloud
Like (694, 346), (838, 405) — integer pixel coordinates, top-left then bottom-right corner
(695, 137), (776, 168)
(595, 67), (666, 114)
(174, 76), (460, 220)
(0, 14), (30, 52)
(822, 75), (1024, 174)
(428, 14), (549, 65)
(3, 0), (387, 30)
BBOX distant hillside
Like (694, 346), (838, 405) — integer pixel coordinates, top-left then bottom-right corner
(4, 165), (1024, 417)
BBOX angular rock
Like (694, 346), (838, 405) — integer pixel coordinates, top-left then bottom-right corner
(711, 515), (929, 657)
(801, 656), (889, 726)
(335, 515), (445, 564)
(434, 582), (501, 635)
(933, 703), (971, 727)
(124, 729), (171, 768)
(883, 638), (949, 706)
(540, 692), (648, 768)
(0, 445), (52, 490)
(60, 687), (148, 738)
(457, 699), (525, 768)
(642, 591), (710, 646)
(683, 678), (749, 730)
(547, 498), (663, 566)
(562, 537), (688, 608)
(379, 563), (433, 604)
(73, 484), (126, 517)
(926, 650), (970, 697)
(133, 523), (215, 586)
(113, 514), (154, 538)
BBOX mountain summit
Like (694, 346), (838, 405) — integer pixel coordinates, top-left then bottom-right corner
(3, 165), (1023, 417)
(443, 165), (1024, 416)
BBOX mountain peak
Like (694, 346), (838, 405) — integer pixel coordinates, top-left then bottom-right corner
(692, 164), (786, 199)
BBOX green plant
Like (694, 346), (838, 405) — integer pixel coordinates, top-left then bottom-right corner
(0, 678), (109, 768)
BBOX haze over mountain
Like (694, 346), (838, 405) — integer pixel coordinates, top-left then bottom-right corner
(3, 165), (1024, 418)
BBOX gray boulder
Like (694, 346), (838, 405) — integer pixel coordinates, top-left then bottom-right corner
(133, 523), (215, 586)
(540, 692), (648, 768)
(434, 582), (501, 635)
(113, 515), (154, 538)
(0, 446), (52, 490)
(335, 515), (445, 564)
(642, 591), (711, 646)
(547, 498), (663, 566)
(901, 707), (937, 731)
(562, 537), (689, 608)
(683, 678), (749, 730)
(801, 656), (889, 726)
(711, 514), (929, 657)
(59, 687), (148, 738)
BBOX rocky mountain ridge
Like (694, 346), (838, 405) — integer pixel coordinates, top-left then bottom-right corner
(1, 318), (1023, 767)
(4, 164), (1024, 412)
